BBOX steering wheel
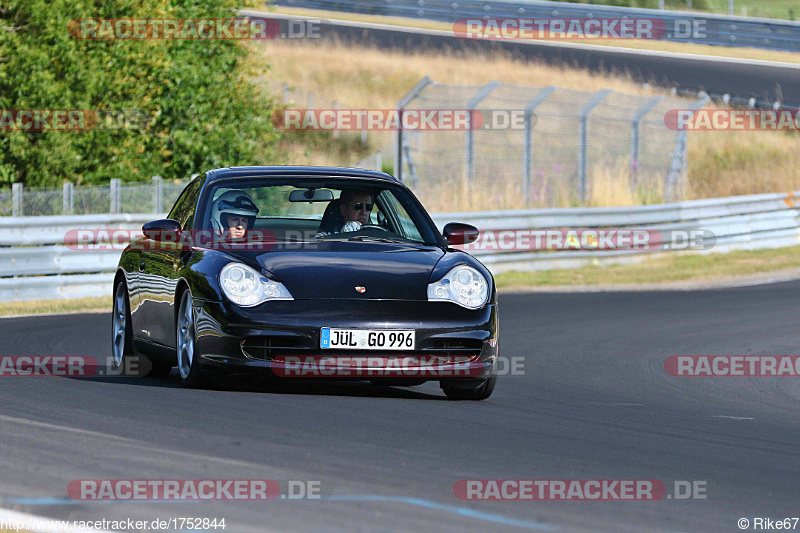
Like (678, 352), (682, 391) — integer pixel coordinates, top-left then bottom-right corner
(360, 224), (391, 232)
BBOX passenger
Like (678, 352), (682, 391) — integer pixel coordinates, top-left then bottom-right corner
(210, 190), (259, 240)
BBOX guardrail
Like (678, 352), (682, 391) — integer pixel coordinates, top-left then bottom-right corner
(272, 0), (800, 52)
(0, 191), (798, 301)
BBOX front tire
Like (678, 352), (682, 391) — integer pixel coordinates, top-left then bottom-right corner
(441, 375), (496, 401)
(176, 290), (207, 388)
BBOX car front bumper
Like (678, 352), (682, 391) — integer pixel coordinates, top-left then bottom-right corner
(193, 298), (498, 382)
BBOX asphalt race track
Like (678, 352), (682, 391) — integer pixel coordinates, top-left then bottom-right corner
(0, 282), (798, 531)
(254, 12), (800, 108)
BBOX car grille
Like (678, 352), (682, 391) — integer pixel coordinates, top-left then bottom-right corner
(241, 336), (311, 361)
(242, 336), (484, 362)
(423, 339), (483, 359)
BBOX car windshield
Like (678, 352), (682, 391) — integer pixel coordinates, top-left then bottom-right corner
(197, 178), (440, 246)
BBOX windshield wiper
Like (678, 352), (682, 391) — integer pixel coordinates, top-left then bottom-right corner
(347, 235), (409, 244)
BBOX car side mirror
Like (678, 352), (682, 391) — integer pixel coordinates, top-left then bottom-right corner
(443, 222), (479, 246)
(142, 219), (183, 242)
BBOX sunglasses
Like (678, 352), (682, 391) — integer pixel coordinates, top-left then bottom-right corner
(351, 202), (374, 212)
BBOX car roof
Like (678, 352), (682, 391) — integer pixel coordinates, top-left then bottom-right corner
(204, 166), (402, 185)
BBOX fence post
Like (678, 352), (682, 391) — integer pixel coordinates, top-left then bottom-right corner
(630, 96), (663, 189)
(465, 81), (501, 183)
(282, 83), (289, 105)
(152, 176), (163, 213)
(394, 76), (433, 183)
(666, 94), (709, 201)
(522, 86), (556, 205)
(578, 89), (611, 204)
(376, 152), (382, 172)
(62, 181), (74, 215)
(307, 92), (314, 110)
(333, 100), (340, 139)
(12, 183), (22, 217)
(110, 178), (121, 214)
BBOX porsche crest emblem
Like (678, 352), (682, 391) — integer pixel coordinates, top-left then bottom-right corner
(355, 286), (366, 293)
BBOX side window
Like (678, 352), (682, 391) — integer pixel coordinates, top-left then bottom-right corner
(168, 179), (203, 230)
(378, 190), (424, 242)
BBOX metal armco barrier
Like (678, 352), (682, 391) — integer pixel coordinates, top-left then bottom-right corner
(273, 0), (800, 52)
(0, 191), (799, 301)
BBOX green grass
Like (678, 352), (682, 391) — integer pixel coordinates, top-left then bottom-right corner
(531, 0), (797, 20)
(0, 296), (110, 317)
(686, 0), (796, 19)
(495, 245), (800, 289)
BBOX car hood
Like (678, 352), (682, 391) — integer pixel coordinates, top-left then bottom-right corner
(225, 240), (445, 300)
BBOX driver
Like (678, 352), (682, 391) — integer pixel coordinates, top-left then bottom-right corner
(316, 189), (374, 237)
(210, 189), (259, 240)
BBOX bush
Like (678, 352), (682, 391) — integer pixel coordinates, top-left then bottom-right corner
(0, 0), (281, 186)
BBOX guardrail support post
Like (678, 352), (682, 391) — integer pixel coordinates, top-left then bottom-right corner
(394, 76), (432, 184)
(62, 181), (74, 215)
(110, 178), (121, 214)
(12, 183), (22, 217)
(630, 96), (663, 190)
(578, 89), (611, 204)
(152, 176), (163, 213)
(522, 86), (556, 205)
(465, 81), (501, 183)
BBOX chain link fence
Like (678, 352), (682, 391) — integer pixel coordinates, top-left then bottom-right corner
(1, 177), (191, 216)
(2, 79), (704, 215)
(394, 77), (706, 211)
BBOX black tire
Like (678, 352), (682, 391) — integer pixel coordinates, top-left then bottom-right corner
(147, 361), (174, 378)
(176, 289), (208, 388)
(441, 375), (496, 401)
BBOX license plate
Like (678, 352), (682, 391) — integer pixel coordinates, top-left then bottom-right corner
(320, 328), (415, 350)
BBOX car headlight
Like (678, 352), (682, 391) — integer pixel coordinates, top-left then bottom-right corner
(427, 265), (489, 309)
(219, 262), (293, 306)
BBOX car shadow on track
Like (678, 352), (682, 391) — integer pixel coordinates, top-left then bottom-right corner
(69, 371), (446, 400)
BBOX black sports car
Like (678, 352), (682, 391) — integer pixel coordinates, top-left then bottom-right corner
(112, 166), (498, 400)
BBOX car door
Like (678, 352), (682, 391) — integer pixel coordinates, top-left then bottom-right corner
(139, 178), (203, 347)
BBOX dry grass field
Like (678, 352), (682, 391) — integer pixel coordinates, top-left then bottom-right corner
(247, 38), (800, 209)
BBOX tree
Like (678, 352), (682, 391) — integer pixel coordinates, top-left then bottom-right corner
(0, 0), (281, 186)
